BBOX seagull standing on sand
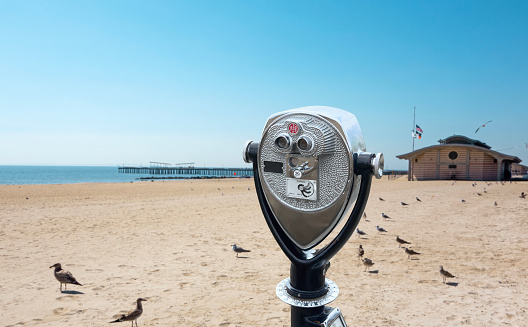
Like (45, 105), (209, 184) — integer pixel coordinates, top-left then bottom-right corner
(461, 199), (466, 203)
(416, 197), (422, 202)
(363, 212), (367, 220)
(231, 244), (251, 258)
(396, 236), (411, 248)
(439, 266), (456, 283)
(401, 201), (409, 206)
(110, 298), (147, 326)
(356, 228), (367, 238)
(379, 197), (385, 201)
(376, 225), (387, 234)
(357, 245), (364, 259)
(403, 247), (421, 259)
(362, 258), (375, 272)
(49, 263), (82, 292)
(381, 213), (390, 220)
(521, 192), (526, 199)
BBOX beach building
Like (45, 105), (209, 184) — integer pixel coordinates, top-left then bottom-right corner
(396, 135), (522, 181)
(511, 163), (528, 177)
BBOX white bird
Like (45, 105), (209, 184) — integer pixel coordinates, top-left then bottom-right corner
(231, 244), (251, 258)
(49, 263), (82, 292)
(475, 120), (492, 133)
(110, 298), (147, 326)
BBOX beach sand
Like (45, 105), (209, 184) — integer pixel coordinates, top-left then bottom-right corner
(1, 177), (527, 326)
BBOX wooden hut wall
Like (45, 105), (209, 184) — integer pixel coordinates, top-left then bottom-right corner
(468, 151), (498, 180)
(438, 147), (468, 180)
(412, 151), (437, 180)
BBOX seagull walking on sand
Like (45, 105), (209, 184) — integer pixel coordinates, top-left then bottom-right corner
(110, 298), (147, 326)
(356, 228), (367, 238)
(362, 258), (375, 272)
(49, 263), (82, 292)
(357, 245), (364, 259)
(396, 236), (411, 248)
(376, 225), (388, 234)
(403, 247), (421, 259)
(231, 244), (251, 258)
(439, 266), (456, 283)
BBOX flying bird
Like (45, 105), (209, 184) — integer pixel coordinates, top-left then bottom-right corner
(475, 120), (492, 133)
(376, 225), (388, 234)
(231, 244), (251, 258)
(110, 298), (147, 326)
(49, 263), (82, 292)
(381, 213), (391, 219)
(356, 228), (367, 237)
(362, 258), (375, 272)
(404, 247), (421, 259)
(401, 201), (409, 206)
(439, 266), (456, 283)
(357, 245), (364, 259)
(396, 236), (411, 248)
(416, 197), (422, 202)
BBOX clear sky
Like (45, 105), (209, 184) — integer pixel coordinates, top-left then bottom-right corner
(1, 1), (527, 169)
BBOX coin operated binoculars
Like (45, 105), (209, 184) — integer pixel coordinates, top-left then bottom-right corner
(243, 106), (383, 327)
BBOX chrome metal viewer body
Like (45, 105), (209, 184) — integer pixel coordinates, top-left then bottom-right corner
(244, 106), (382, 250)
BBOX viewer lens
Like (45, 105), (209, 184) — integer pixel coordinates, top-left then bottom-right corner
(276, 135), (290, 149)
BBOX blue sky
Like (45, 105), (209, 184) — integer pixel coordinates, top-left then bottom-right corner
(1, 1), (526, 169)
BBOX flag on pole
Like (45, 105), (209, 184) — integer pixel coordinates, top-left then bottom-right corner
(416, 125), (423, 134)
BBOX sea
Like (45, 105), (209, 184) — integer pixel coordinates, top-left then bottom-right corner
(0, 165), (209, 185)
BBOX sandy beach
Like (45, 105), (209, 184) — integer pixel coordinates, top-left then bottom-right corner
(1, 177), (527, 326)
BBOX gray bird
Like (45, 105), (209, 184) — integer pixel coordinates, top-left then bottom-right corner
(362, 258), (375, 272)
(401, 201), (409, 206)
(461, 199), (466, 203)
(494, 201), (497, 206)
(363, 212), (367, 220)
(403, 247), (420, 259)
(356, 228), (367, 237)
(396, 236), (411, 248)
(381, 213), (390, 220)
(521, 192), (526, 199)
(379, 197), (385, 201)
(376, 225), (387, 234)
(439, 265), (456, 283)
(231, 244), (250, 258)
(416, 197), (422, 202)
(477, 193), (483, 196)
(357, 245), (364, 259)
(49, 263), (82, 292)
(110, 298), (147, 326)
(475, 120), (492, 133)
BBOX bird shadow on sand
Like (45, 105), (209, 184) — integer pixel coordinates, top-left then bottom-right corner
(446, 282), (459, 287)
(236, 256), (251, 259)
(410, 258), (420, 261)
(61, 290), (84, 295)
(368, 270), (379, 274)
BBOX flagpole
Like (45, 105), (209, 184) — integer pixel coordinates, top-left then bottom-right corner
(412, 106), (416, 152)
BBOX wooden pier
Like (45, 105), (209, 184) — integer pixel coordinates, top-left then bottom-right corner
(118, 164), (253, 177)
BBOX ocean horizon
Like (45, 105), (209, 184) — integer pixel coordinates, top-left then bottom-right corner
(0, 165), (245, 185)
